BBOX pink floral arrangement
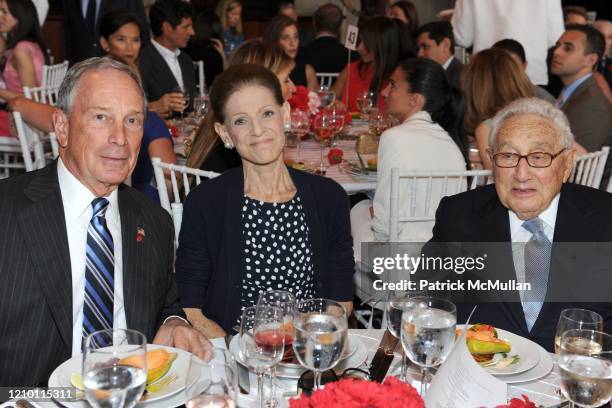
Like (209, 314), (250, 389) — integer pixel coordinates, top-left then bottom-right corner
(289, 377), (424, 408)
(289, 86), (321, 116)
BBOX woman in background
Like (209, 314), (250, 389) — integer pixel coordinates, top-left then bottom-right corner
(183, 10), (226, 89)
(216, 0), (244, 55)
(351, 58), (467, 265)
(463, 48), (534, 169)
(0, 0), (47, 136)
(187, 40), (296, 173)
(332, 16), (407, 112)
(263, 14), (317, 91)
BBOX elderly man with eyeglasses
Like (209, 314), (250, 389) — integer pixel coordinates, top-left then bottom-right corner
(425, 97), (612, 351)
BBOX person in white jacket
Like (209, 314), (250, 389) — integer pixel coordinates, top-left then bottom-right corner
(451, 0), (564, 86)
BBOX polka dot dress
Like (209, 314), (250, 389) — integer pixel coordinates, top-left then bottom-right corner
(238, 194), (315, 320)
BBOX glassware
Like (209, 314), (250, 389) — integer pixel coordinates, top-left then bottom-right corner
(317, 87), (336, 108)
(288, 109), (310, 162)
(293, 298), (348, 390)
(555, 309), (604, 354)
(558, 329), (612, 407)
(239, 305), (285, 408)
(82, 329), (147, 408)
(368, 109), (387, 138)
(186, 347), (238, 408)
(171, 85), (188, 118)
(400, 296), (457, 396)
(192, 94), (209, 122)
(257, 290), (297, 407)
(312, 113), (334, 174)
(325, 104), (346, 146)
(386, 290), (424, 381)
(356, 91), (377, 120)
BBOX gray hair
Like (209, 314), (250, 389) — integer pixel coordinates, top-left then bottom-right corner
(489, 97), (574, 149)
(57, 57), (147, 115)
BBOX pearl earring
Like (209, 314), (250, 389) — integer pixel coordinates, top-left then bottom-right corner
(224, 141), (234, 149)
(284, 122), (291, 131)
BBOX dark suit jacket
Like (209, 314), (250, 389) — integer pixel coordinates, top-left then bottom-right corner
(445, 57), (464, 89)
(0, 162), (183, 386)
(561, 76), (612, 153)
(299, 35), (354, 77)
(175, 167), (355, 333)
(139, 42), (197, 106)
(62, 0), (148, 65)
(427, 183), (612, 351)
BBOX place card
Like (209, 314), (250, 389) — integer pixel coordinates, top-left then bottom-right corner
(425, 310), (508, 407)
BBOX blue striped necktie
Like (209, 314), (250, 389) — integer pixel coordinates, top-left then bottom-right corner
(522, 217), (551, 332)
(82, 198), (114, 346)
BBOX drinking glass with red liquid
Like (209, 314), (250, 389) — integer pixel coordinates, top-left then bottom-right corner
(313, 114), (334, 173)
(257, 291), (297, 407)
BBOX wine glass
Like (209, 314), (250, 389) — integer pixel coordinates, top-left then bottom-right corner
(293, 298), (348, 390)
(171, 85), (188, 118)
(356, 91), (377, 120)
(368, 109), (387, 138)
(317, 87), (336, 108)
(325, 105), (346, 147)
(289, 108), (310, 162)
(82, 329), (147, 408)
(400, 296), (457, 396)
(386, 290), (424, 381)
(257, 290), (297, 407)
(186, 347), (238, 408)
(239, 305), (285, 408)
(192, 94), (209, 122)
(555, 309), (604, 354)
(558, 329), (612, 407)
(312, 113), (334, 174)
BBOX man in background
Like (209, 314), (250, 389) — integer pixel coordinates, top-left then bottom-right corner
(416, 21), (463, 89)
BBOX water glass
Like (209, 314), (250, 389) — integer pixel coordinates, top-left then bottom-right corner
(288, 109), (310, 161)
(555, 309), (604, 354)
(186, 347), (238, 408)
(317, 87), (336, 108)
(558, 329), (612, 407)
(82, 329), (147, 408)
(400, 296), (457, 396)
(312, 114), (334, 173)
(239, 305), (285, 408)
(356, 91), (377, 120)
(293, 298), (348, 390)
(193, 95), (209, 121)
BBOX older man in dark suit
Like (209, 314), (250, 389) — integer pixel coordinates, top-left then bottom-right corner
(0, 58), (210, 386)
(426, 98), (612, 351)
(139, 0), (196, 118)
(62, 0), (149, 65)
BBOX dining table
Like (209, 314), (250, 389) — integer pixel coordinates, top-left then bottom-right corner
(0, 329), (566, 408)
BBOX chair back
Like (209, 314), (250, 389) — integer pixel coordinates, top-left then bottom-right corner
(193, 60), (205, 96)
(23, 85), (60, 106)
(388, 169), (492, 242)
(569, 147), (609, 189)
(152, 157), (220, 243)
(316, 72), (339, 89)
(42, 61), (69, 88)
(13, 112), (46, 172)
(0, 137), (24, 179)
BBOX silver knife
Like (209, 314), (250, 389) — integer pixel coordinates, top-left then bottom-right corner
(225, 334), (250, 395)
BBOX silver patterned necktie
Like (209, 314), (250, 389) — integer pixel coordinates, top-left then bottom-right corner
(522, 217), (552, 331)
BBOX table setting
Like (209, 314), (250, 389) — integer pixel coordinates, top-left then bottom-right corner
(4, 291), (610, 408)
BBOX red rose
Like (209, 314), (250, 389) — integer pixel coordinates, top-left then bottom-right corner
(289, 86), (311, 112)
(327, 148), (344, 165)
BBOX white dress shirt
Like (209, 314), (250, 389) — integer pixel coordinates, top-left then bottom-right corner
(509, 194), (559, 304)
(32, 0), (49, 26)
(152, 39), (185, 92)
(57, 159), (127, 356)
(451, 0), (564, 85)
(442, 56), (454, 70)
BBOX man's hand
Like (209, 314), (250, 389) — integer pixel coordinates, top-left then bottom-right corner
(149, 93), (187, 117)
(153, 317), (212, 353)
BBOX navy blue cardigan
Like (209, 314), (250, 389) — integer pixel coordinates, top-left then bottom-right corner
(175, 167), (355, 332)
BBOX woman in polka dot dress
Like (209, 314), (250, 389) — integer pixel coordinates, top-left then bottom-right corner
(176, 64), (355, 338)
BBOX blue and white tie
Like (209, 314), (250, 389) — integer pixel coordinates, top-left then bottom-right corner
(522, 217), (551, 331)
(82, 198), (114, 346)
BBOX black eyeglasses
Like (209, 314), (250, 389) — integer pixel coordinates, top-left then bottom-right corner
(297, 367), (371, 394)
(492, 149), (566, 168)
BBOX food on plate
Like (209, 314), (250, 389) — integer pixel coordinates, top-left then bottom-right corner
(119, 348), (178, 384)
(459, 324), (513, 366)
(367, 158), (377, 171)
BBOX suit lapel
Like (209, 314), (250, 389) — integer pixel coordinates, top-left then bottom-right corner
(562, 76), (594, 111)
(149, 45), (179, 90)
(17, 163), (73, 350)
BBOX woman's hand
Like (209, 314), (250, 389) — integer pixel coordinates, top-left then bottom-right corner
(184, 307), (227, 339)
(211, 38), (228, 69)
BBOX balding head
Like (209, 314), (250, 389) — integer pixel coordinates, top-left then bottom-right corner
(594, 20), (612, 58)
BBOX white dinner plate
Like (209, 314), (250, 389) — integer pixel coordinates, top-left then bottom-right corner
(48, 344), (190, 408)
(484, 328), (541, 376)
(229, 335), (365, 379)
(498, 343), (554, 384)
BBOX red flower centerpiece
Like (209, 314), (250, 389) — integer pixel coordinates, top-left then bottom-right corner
(495, 395), (537, 408)
(289, 377), (424, 408)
